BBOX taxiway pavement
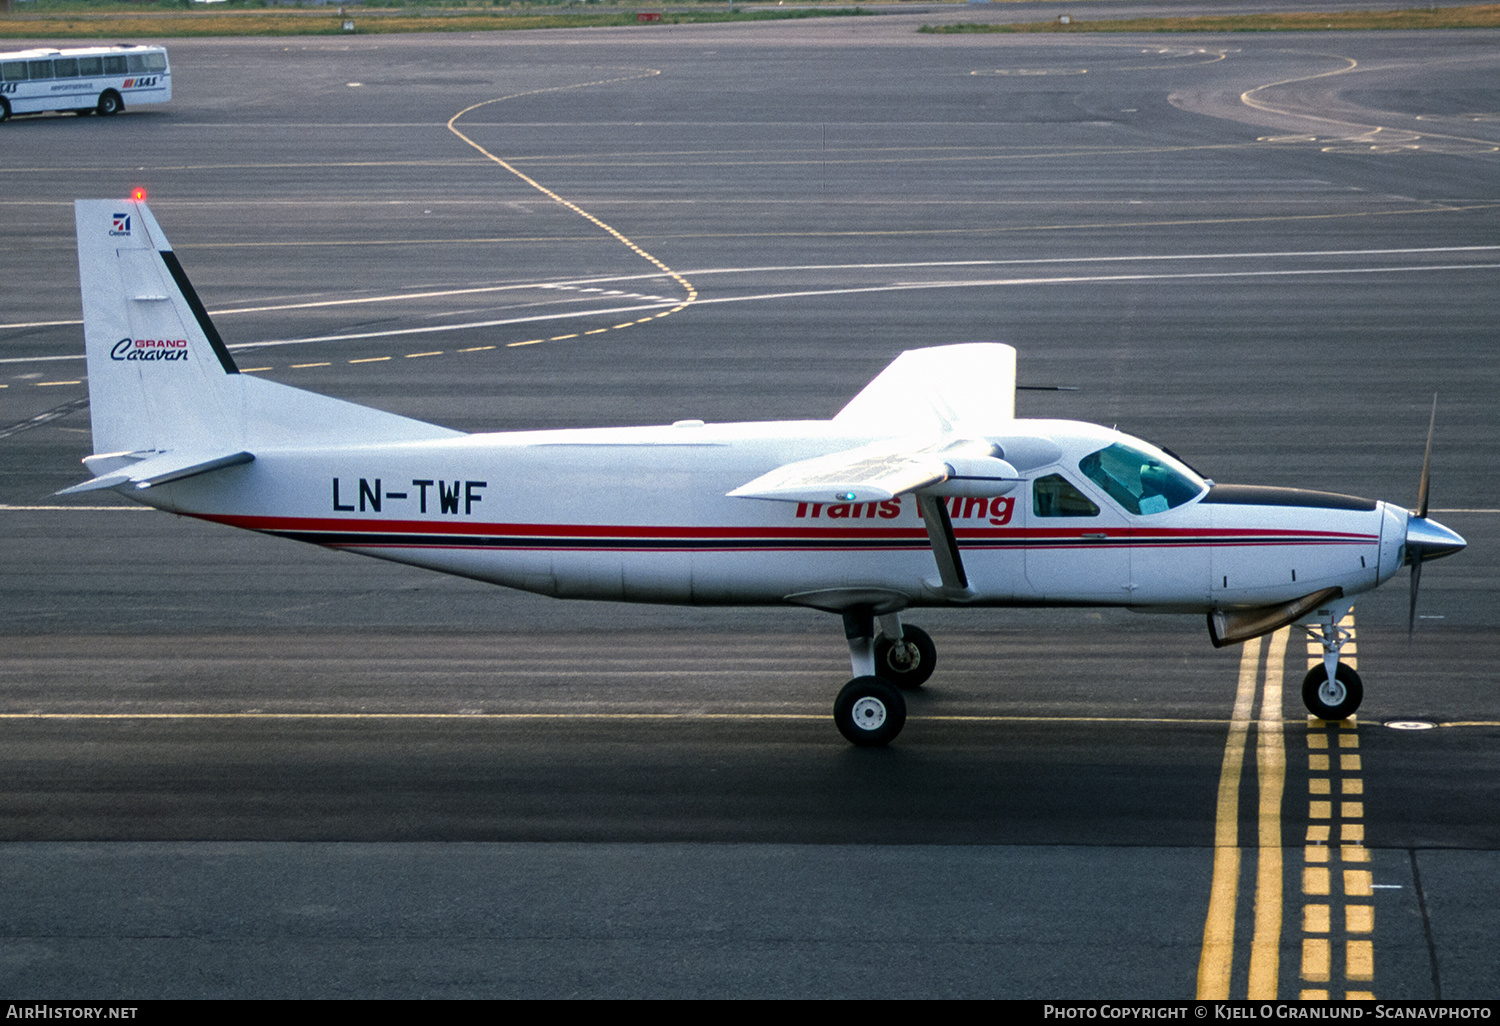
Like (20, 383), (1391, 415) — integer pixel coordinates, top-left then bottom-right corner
(1, 15), (1496, 998)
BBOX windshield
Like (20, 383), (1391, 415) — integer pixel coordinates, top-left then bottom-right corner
(1078, 442), (1204, 516)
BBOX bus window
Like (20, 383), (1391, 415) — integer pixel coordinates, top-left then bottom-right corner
(27, 60), (53, 80)
(103, 56), (126, 75)
(53, 58), (79, 78)
(143, 52), (167, 73)
(77, 57), (103, 77)
(1, 62), (27, 82)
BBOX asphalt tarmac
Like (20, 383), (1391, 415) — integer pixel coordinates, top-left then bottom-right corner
(1, 11), (1497, 999)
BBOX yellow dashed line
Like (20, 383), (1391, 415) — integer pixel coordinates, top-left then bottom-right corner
(445, 69), (697, 349)
(1300, 613), (1375, 1001)
(37, 380), (81, 386)
(240, 367), (272, 373)
(205, 72), (696, 380)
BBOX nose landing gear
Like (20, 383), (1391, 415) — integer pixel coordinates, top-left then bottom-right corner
(1298, 601), (1362, 719)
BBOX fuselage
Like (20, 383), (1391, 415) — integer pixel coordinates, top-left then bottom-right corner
(134, 417), (1405, 613)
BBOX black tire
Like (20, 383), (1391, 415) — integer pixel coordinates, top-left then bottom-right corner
(834, 675), (907, 747)
(1302, 662), (1363, 720)
(873, 624), (937, 690)
(97, 91), (123, 116)
(0, 98), (10, 123)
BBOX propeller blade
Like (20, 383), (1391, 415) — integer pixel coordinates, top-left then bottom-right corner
(1408, 554), (1424, 638)
(1416, 394), (1436, 519)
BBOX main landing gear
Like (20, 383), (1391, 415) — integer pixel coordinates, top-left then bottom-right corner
(832, 610), (936, 746)
(1298, 601), (1363, 720)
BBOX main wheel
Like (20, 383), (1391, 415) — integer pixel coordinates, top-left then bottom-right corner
(1302, 662), (1363, 720)
(873, 625), (937, 690)
(834, 676), (906, 747)
(97, 91), (123, 116)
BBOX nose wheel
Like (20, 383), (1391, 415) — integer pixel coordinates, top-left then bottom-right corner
(1302, 662), (1363, 720)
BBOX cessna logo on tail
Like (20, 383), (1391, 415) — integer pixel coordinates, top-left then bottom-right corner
(109, 214), (131, 236)
(111, 337), (189, 362)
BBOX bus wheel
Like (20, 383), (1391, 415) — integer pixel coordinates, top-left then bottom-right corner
(97, 91), (123, 116)
(0, 98), (10, 123)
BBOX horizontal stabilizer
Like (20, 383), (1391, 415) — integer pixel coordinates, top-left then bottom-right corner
(57, 449), (254, 495)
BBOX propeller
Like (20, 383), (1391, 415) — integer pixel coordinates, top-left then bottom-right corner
(1405, 395), (1466, 635)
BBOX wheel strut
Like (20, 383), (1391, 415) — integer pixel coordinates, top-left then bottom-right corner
(1297, 600), (1363, 719)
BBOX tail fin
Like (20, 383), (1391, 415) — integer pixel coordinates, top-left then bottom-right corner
(72, 199), (460, 479)
(76, 198), (243, 456)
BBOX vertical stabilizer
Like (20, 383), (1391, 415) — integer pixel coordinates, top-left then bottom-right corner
(73, 199), (462, 468)
(75, 199), (243, 455)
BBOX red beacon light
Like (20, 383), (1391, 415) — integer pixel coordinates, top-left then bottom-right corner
(130, 187), (148, 202)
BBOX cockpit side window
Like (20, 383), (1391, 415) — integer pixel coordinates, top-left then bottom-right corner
(1032, 474), (1100, 518)
(1078, 443), (1203, 516)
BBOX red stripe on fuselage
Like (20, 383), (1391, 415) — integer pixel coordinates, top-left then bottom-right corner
(191, 513), (1375, 549)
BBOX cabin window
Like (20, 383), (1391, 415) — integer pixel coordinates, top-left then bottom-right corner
(1032, 474), (1100, 518)
(1078, 442), (1202, 516)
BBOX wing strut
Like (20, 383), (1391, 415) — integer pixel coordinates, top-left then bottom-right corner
(916, 494), (968, 591)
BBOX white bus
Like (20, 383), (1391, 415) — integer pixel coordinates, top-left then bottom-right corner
(0, 44), (170, 121)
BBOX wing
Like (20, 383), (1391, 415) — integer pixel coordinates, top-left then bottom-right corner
(729, 435), (1018, 504)
(729, 435), (1017, 597)
(832, 342), (1016, 435)
(726, 437), (951, 504)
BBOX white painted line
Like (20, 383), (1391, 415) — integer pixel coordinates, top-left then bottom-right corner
(221, 262), (1500, 351)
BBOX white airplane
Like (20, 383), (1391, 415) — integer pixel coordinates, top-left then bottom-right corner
(63, 198), (1466, 745)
